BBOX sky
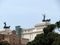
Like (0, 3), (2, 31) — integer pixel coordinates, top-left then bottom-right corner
(0, 0), (60, 30)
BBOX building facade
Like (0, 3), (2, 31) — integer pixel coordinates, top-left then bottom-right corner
(0, 21), (51, 43)
(0, 30), (29, 45)
(22, 21), (50, 41)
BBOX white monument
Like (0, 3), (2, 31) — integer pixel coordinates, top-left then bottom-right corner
(22, 15), (51, 41)
(0, 15), (51, 41)
(22, 21), (50, 41)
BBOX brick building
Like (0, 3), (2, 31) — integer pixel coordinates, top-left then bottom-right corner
(0, 30), (29, 45)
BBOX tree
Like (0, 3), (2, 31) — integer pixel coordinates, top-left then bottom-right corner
(27, 21), (60, 45)
(27, 32), (59, 45)
(43, 24), (56, 35)
(56, 21), (60, 31)
(52, 36), (60, 45)
(0, 41), (10, 45)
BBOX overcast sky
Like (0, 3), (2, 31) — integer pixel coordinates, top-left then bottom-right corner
(0, 0), (60, 30)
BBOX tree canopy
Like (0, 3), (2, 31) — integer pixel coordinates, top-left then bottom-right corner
(0, 41), (10, 45)
(27, 21), (60, 45)
(56, 21), (60, 28)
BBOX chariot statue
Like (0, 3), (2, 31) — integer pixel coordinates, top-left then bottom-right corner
(42, 14), (51, 22)
(3, 22), (10, 29)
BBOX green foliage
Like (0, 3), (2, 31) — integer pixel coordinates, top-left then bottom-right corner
(43, 24), (56, 34)
(56, 21), (60, 28)
(0, 41), (10, 45)
(27, 32), (60, 45)
(27, 21), (60, 45)
(52, 36), (60, 45)
(56, 21), (60, 31)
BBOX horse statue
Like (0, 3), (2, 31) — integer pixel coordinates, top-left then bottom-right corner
(3, 22), (10, 29)
(42, 14), (51, 22)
